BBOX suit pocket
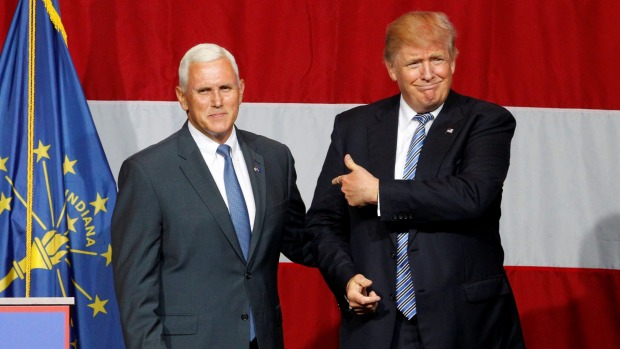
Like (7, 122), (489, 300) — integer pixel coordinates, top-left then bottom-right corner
(462, 275), (510, 303)
(162, 314), (198, 335)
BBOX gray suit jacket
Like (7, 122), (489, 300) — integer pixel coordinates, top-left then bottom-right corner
(309, 91), (524, 348)
(112, 122), (311, 349)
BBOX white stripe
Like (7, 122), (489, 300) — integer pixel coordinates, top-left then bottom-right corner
(90, 101), (620, 270)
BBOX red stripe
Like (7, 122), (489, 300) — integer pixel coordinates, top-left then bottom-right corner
(506, 266), (620, 349)
(3, 1), (620, 109)
(278, 264), (339, 348)
(279, 263), (620, 348)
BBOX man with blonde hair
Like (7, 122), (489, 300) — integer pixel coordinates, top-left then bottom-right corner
(309, 12), (525, 348)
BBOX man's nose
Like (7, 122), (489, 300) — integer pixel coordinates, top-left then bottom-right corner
(419, 61), (433, 80)
(211, 90), (223, 107)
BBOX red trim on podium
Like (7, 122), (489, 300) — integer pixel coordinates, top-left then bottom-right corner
(0, 298), (73, 349)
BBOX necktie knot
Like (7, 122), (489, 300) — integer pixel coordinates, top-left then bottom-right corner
(413, 112), (434, 125)
(217, 144), (232, 158)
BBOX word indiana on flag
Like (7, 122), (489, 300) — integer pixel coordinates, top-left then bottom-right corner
(2, 1), (620, 349)
(0, 0), (124, 348)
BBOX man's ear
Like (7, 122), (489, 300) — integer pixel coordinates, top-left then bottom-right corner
(238, 79), (245, 103)
(175, 86), (189, 111)
(384, 60), (397, 81)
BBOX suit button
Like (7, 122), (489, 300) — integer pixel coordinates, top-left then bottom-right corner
(241, 313), (249, 321)
(390, 252), (397, 259)
(398, 214), (404, 220)
(408, 214), (414, 219)
(389, 294), (396, 301)
(245, 272), (252, 279)
(392, 214), (398, 220)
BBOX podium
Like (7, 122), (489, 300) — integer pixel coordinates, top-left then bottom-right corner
(0, 297), (74, 349)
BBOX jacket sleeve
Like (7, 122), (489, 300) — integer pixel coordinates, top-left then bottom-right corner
(306, 115), (356, 306)
(111, 158), (167, 349)
(279, 146), (315, 267)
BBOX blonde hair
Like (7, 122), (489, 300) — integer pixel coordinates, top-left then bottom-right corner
(384, 11), (458, 63)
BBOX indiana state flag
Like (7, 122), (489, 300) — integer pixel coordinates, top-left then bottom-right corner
(0, 0), (125, 348)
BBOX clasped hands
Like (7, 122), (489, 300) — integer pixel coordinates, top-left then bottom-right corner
(332, 154), (378, 207)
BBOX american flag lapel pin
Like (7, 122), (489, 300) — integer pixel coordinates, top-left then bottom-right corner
(446, 128), (454, 134)
(253, 162), (261, 173)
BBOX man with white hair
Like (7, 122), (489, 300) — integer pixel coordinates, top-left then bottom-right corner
(112, 43), (313, 349)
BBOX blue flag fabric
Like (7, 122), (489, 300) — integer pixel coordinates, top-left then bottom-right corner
(0, 0), (125, 348)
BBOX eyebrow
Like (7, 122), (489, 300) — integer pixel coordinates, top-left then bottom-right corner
(194, 84), (235, 92)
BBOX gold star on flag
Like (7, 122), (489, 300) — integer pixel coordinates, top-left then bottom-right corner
(101, 244), (113, 266)
(0, 157), (8, 172)
(66, 213), (78, 233)
(90, 193), (109, 215)
(33, 141), (51, 162)
(63, 155), (77, 175)
(87, 295), (108, 317)
(0, 193), (12, 215)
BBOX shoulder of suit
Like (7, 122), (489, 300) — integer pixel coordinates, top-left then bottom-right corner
(441, 92), (514, 130)
(449, 90), (510, 115)
(237, 128), (290, 153)
(124, 126), (185, 163)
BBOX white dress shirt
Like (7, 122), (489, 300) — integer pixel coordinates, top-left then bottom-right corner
(188, 123), (256, 231)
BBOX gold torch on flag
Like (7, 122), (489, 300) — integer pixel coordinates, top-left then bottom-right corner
(0, 0), (125, 347)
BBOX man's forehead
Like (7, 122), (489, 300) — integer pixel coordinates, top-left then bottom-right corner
(395, 45), (448, 59)
(187, 64), (237, 83)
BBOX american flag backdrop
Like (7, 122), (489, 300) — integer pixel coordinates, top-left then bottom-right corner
(2, 1), (620, 348)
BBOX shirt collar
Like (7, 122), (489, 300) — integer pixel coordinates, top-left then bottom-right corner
(398, 95), (444, 124)
(188, 122), (241, 162)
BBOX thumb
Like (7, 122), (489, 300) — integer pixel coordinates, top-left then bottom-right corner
(356, 274), (373, 288)
(344, 154), (360, 171)
(368, 290), (381, 301)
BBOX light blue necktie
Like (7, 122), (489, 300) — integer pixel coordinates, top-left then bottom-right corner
(396, 112), (434, 319)
(216, 144), (255, 340)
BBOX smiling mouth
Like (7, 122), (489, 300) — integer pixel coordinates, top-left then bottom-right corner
(416, 82), (440, 90)
(209, 113), (227, 118)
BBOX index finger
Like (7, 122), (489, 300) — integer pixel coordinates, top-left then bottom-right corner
(331, 176), (341, 185)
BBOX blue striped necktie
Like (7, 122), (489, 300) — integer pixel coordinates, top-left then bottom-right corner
(216, 144), (255, 340)
(396, 112), (434, 319)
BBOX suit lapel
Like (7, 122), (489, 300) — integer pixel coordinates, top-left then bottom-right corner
(176, 123), (247, 262)
(368, 95), (399, 183)
(415, 91), (464, 180)
(237, 130), (265, 265)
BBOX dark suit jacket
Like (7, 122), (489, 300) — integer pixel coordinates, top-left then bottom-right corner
(111, 122), (311, 349)
(308, 91), (525, 349)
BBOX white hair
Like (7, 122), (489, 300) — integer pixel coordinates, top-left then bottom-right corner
(178, 43), (240, 90)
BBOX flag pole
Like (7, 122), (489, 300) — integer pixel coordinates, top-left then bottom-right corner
(25, 0), (37, 297)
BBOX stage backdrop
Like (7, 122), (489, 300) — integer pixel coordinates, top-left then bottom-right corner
(2, 1), (620, 348)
